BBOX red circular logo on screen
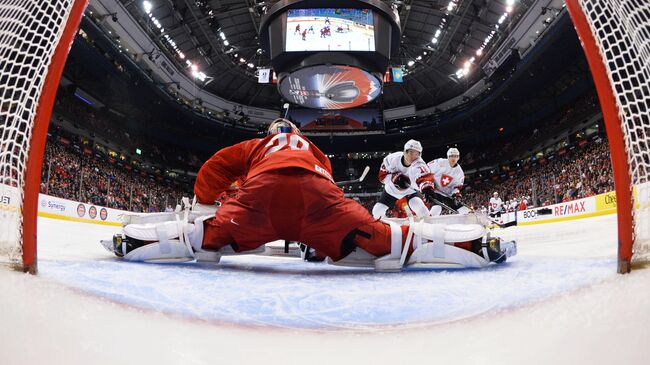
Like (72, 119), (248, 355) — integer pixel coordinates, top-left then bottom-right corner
(279, 65), (381, 109)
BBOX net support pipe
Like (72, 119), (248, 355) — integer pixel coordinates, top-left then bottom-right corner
(565, 0), (635, 273)
(22, 0), (89, 273)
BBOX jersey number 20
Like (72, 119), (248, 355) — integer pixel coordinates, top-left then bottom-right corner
(264, 134), (309, 156)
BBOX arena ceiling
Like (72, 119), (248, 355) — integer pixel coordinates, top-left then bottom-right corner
(119, 0), (536, 111)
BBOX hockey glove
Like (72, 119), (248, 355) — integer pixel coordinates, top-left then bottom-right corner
(452, 191), (462, 205)
(391, 173), (411, 190)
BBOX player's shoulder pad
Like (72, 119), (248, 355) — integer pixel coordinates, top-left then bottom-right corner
(411, 158), (430, 169)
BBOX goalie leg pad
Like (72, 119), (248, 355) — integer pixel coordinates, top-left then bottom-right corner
(407, 197), (430, 218)
(124, 240), (194, 263)
(429, 205), (442, 216)
(374, 222), (488, 271)
(372, 202), (390, 219)
(104, 214), (215, 262)
(407, 244), (490, 269)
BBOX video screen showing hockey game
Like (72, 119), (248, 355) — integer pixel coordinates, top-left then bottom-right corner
(285, 8), (375, 52)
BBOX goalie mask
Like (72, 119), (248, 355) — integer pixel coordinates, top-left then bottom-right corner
(267, 118), (300, 135)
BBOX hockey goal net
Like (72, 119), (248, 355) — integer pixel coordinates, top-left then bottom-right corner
(567, 0), (650, 273)
(0, 0), (87, 273)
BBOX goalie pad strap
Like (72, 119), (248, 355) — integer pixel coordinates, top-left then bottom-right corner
(387, 220), (402, 259)
(399, 218), (416, 267)
(155, 224), (171, 254)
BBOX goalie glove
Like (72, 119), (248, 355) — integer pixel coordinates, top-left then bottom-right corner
(391, 173), (411, 190)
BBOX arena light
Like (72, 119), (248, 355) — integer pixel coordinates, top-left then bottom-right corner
(506, 0), (515, 5)
(476, 48), (483, 56)
(223, 40), (229, 46)
(432, 37), (438, 44)
(143, 1), (152, 14)
(506, 5), (513, 13)
(191, 68), (207, 82)
(407, 60), (415, 66)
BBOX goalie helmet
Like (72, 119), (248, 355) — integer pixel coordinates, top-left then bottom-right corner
(267, 118), (300, 135)
(447, 147), (460, 157)
(403, 139), (423, 153)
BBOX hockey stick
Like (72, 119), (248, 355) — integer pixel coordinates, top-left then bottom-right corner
(428, 196), (514, 228)
(336, 165), (370, 186)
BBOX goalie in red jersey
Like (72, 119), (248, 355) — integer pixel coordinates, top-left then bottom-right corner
(102, 119), (515, 271)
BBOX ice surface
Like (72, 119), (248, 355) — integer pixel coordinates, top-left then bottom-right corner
(1, 214), (649, 364)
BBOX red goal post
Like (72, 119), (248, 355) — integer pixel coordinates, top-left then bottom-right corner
(566, 0), (650, 273)
(0, 0), (88, 273)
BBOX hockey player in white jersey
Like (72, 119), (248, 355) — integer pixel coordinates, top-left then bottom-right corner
(488, 192), (504, 218)
(425, 147), (470, 215)
(371, 139), (435, 219)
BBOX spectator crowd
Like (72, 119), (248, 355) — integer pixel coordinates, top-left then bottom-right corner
(463, 137), (614, 212)
(41, 131), (192, 213)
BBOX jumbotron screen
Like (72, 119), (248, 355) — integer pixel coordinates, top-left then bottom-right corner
(285, 8), (375, 52)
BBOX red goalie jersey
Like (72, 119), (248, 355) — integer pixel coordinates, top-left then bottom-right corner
(195, 133), (333, 204)
(193, 131), (380, 260)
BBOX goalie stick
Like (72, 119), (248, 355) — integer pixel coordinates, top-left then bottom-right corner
(336, 165), (370, 186)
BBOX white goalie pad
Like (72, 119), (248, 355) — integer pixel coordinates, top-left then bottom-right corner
(124, 240), (194, 263)
(406, 243), (489, 269)
(263, 240), (302, 257)
(327, 248), (377, 268)
(329, 222), (489, 271)
(119, 196), (219, 226)
(414, 223), (486, 244)
(383, 212), (492, 228)
(119, 210), (217, 226)
(123, 221), (183, 242)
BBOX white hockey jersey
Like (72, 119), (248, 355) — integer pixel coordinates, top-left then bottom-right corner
(427, 158), (465, 197)
(489, 197), (503, 213)
(378, 151), (434, 198)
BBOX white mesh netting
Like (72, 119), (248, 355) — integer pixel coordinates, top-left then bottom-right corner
(0, 0), (75, 268)
(578, 0), (650, 262)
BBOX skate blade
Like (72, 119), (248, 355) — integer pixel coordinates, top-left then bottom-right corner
(99, 239), (115, 253)
(501, 240), (517, 258)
